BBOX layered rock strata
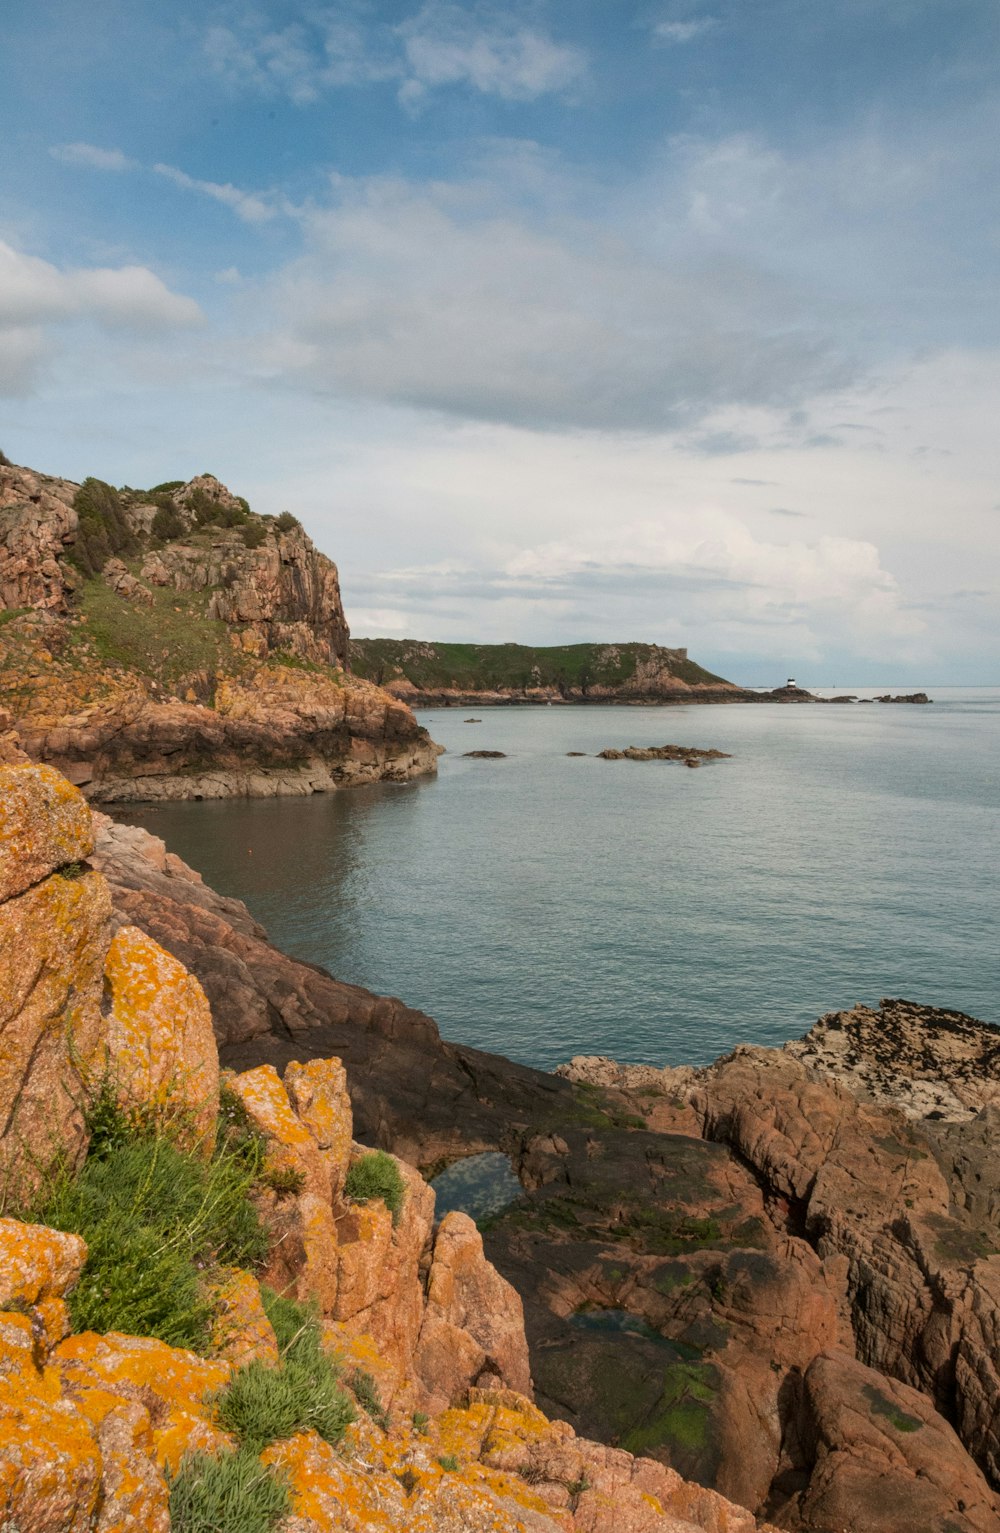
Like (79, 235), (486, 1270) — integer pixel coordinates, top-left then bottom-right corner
(89, 809), (1000, 1530)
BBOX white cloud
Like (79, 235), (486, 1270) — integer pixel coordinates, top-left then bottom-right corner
(50, 142), (137, 172)
(202, 3), (585, 110)
(152, 163), (278, 224)
(652, 18), (719, 45)
(397, 3), (585, 109)
(0, 240), (202, 395)
(254, 172), (848, 431)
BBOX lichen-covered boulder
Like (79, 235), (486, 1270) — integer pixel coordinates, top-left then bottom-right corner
(0, 763), (93, 902)
(0, 866), (111, 1197)
(225, 1064), (330, 1201)
(209, 1268), (279, 1369)
(104, 925), (219, 1147)
(0, 1219), (86, 1310)
(284, 1056), (353, 1201)
(0, 1311), (103, 1531)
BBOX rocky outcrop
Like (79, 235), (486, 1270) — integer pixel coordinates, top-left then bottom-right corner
(0, 459), (439, 801)
(85, 808), (1000, 1529)
(15, 664), (440, 803)
(0, 461), (78, 615)
(0, 765), (771, 1533)
(597, 744), (731, 762)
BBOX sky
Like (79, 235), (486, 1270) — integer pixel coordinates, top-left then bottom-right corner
(2, 1), (999, 683)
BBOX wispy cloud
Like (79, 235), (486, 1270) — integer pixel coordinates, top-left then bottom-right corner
(202, 3), (585, 110)
(152, 163), (279, 224)
(652, 17), (719, 45)
(50, 141), (137, 172)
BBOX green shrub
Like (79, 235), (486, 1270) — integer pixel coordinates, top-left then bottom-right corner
(438, 1454), (460, 1472)
(188, 487), (247, 529)
(412, 1410), (429, 1434)
(151, 502), (186, 541)
(273, 511), (300, 533)
(344, 1151), (406, 1226)
(168, 1448), (289, 1533)
(149, 480), (185, 494)
(30, 1092), (268, 1348)
(259, 1287), (323, 1366)
(0, 449), (11, 467)
(215, 1355), (355, 1451)
(69, 478), (138, 577)
(349, 1367), (390, 1431)
(241, 521), (268, 549)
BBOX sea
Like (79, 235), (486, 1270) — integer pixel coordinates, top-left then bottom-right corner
(120, 688), (1000, 1073)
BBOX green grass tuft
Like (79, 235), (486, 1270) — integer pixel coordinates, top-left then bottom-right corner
(215, 1356), (355, 1452)
(168, 1448), (289, 1533)
(29, 1090), (268, 1348)
(437, 1454), (460, 1472)
(345, 1150), (406, 1226)
(349, 1367), (390, 1431)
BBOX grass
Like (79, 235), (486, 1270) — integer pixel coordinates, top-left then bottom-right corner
(437, 1455), (460, 1472)
(168, 1449), (289, 1533)
(345, 1151), (406, 1226)
(214, 1286), (354, 1451)
(28, 1089), (268, 1350)
(348, 1367), (390, 1431)
(72, 578), (241, 691)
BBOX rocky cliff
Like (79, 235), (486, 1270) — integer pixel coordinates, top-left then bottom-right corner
(85, 805), (1000, 1531)
(0, 459), (438, 801)
(0, 761), (772, 1533)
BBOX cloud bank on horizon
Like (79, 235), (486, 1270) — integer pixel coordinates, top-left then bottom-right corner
(1, 0), (998, 683)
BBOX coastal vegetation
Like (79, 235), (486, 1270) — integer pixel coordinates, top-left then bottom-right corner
(344, 1148), (407, 1225)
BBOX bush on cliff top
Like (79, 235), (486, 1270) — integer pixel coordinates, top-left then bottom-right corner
(68, 477), (138, 578)
(345, 1149), (406, 1225)
(29, 1089), (268, 1348)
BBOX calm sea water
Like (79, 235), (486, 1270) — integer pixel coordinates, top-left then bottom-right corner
(121, 689), (1000, 1072)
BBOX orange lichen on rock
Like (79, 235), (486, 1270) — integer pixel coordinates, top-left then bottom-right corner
(208, 1267), (279, 1368)
(0, 867), (111, 1197)
(54, 1330), (231, 1474)
(0, 1218), (86, 1309)
(0, 762), (94, 902)
(104, 924), (220, 1146)
(226, 1063), (330, 1200)
(284, 1056), (353, 1200)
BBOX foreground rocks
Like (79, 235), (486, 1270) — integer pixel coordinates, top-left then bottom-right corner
(0, 762), (772, 1533)
(89, 807), (1000, 1529)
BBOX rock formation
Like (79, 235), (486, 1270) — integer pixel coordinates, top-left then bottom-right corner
(0, 458), (438, 801)
(85, 807), (1000, 1530)
(0, 761), (773, 1532)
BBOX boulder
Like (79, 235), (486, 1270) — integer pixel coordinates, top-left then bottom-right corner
(0, 763), (94, 902)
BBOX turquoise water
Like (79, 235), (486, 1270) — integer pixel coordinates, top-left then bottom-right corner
(121, 689), (1000, 1071)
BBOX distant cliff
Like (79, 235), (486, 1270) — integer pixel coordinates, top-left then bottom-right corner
(350, 638), (744, 706)
(0, 459), (437, 800)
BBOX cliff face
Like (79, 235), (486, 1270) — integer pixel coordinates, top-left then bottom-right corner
(0, 461), (437, 801)
(350, 638), (745, 706)
(0, 762), (769, 1533)
(91, 807), (1000, 1532)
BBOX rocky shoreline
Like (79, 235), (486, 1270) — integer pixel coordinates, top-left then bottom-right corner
(75, 802), (1000, 1531)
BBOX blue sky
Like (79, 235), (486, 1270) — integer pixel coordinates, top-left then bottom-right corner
(2, 0), (999, 682)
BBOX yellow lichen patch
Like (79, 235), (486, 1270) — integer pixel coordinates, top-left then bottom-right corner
(209, 1268), (279, 1368)
(0, 871), (111, 1199)
(263, 1429), (409, 1530)
(104, 926), (219, 1148)
(154, 1412), (235, 1477)
(0, 762), (94, 903)
(284, 1056), (353, 1200)
(0, 1218), (87, 1309)
(226, 1064), (329, 1200)
(0, 1313), (103, 1532)
(54, 1330), (228, 1436)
